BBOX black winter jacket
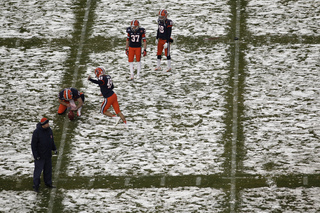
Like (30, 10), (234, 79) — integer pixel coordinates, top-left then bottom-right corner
(31, 123), (57, 160)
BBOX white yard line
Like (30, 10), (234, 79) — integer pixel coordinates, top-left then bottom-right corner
(230, 0), (241, 212)
(47, 0), (92, 212)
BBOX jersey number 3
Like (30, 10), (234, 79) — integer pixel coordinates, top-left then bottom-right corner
(131, 35), (140, 42)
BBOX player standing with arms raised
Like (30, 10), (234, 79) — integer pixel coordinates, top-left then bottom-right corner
(125, 19), (147, 80)
(155, 9), (173, 72)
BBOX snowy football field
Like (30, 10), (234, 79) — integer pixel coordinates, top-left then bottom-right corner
(0, 0), (320, 212)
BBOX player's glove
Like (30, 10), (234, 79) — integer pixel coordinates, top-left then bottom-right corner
(125, 49), (129, 56)
(155, 39), (158, 45)
(36, 157), (40, 160)
(54, 150), (58, 155)
(163, 42), (168, 49)
(143, 49), (147, 57)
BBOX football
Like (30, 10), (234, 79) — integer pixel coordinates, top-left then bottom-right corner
(68, 110), (75, 120)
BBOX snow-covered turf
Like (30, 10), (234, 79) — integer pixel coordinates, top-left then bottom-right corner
(239, 187), (320, 212)
(246, 0), (319, 36)
(62, 187), (226, 212)
(91, 0), (230, 38)
(1, 0), (320, 212)
(0, 0), (75, 38)
(68, 42), (229, 176)
(243, 44), (320, 175)
(0, 190), (44, 212)
(0, 46), (68, 176)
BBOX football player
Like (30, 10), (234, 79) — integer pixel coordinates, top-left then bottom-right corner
(125, 19), (147, 80)
(155, 9), (173, 72)
(88, 66), (127, 126)
(58, 88), (84, 116)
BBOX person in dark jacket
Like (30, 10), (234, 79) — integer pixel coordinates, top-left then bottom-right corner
(31, 118), (58, 192)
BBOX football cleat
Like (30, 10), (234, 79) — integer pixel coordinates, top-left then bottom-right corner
(95, 66), (106, 78)
(154, 66), (162, 71)
(112, 116), (120, 123)
(130, 19), (140, 32)
(166, 67), (172, 72)
(158, 9), (168, 22)
(63, 89), (73, 100)
(115, 117), (121, 126)
(123, 121), (128, 129)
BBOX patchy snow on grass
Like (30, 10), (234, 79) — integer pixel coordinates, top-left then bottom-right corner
(243, 43), (320, 175)
(0, 0), (75, 38)
(247, 0), (320, 36)
(1, 0), (320, 212)
(0, 45), (68, 176)
(91, 0), (230, 38)
(62, 187), (226, 212)
(0, 190), (46, 212)
(239, 187), (320, 212)
(67, 42), (230, 176)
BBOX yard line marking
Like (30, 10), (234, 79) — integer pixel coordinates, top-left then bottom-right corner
(47, 0), (92, 212)
(196, 177), (201, 186)
(160, 176), (166, 186)
(124, 178), (131, 186)
(303, 176), (308, 185)
(230, 0), (241, 212)
(16, 178), (22, 188)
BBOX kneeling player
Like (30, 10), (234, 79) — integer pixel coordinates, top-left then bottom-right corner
(57, 88), (84, 117)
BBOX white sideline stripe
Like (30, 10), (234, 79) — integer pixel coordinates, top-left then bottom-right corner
(230, 0), (241, 212)
(47, 0), (92, 212)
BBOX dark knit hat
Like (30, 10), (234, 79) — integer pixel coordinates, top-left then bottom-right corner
(40, 118), (49, 125)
